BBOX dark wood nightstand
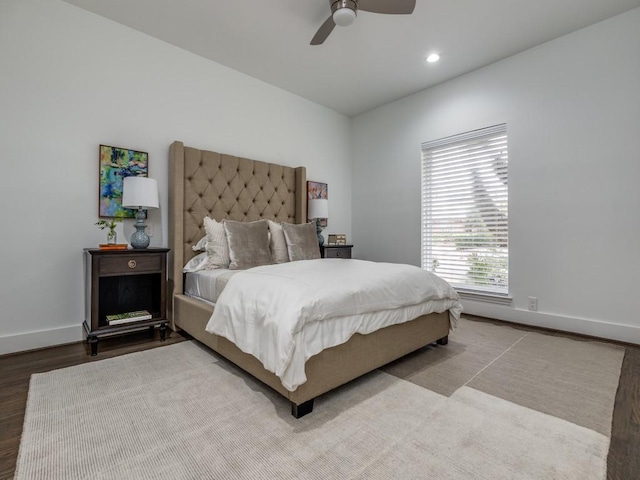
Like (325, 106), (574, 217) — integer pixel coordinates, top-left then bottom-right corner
(83, 247), (170, 355)
(320, 244), (353, 259)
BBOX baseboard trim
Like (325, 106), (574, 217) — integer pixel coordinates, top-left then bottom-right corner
(2, 303), (638, 356)
(0, 324), (84, 356)
(461, 299), (640, 345)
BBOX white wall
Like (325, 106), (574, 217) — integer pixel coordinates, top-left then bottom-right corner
(0, 0), (352, 354)
(352, 8), (640, 343)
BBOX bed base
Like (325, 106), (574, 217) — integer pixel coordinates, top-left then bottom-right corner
(173, 293), (450, 417)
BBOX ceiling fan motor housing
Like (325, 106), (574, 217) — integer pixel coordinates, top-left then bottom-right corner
(332, 0), (358, 26)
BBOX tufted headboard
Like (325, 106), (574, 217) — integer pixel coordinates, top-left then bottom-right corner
(168, 141), (307, 318)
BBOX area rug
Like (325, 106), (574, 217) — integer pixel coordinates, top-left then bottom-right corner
(16, 319), (624, 479)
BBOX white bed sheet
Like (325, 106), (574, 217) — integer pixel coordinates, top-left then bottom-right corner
(205, 259), (462, 392)
(184, 269), (238, 304)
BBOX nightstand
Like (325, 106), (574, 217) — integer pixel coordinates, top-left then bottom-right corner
(83, 247), (170, 355)
(320, 244), (353, 259)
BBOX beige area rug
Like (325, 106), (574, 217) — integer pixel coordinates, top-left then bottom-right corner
(382, 318), (624, 437)
(16, 320), (624, 480)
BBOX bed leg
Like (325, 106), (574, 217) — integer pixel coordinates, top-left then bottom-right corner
(291, 399), (314, 418)
(436, 335), (449, 345)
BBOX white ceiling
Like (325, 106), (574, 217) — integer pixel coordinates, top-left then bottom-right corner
(63, 0), (640, 117)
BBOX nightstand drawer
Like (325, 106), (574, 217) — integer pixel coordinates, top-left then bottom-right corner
(323, 246), (352, 259)
(99, 254), (162, 275)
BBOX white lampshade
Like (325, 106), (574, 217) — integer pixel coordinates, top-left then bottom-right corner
(122, 176), (159, 209)
(308, 198), (329, 219)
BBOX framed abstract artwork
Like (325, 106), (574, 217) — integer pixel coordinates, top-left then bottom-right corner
(307, 180), (328, 227)
(98, 145), (148, 218)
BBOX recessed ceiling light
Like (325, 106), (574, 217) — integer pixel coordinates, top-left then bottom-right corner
(426, 53), (440, 63)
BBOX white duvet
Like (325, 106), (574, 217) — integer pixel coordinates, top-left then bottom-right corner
(205, 259), (462, 391)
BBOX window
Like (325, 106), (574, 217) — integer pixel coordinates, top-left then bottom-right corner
(421, 124), (508, 297)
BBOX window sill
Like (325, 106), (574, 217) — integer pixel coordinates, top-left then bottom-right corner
(456, 289), (513, 306)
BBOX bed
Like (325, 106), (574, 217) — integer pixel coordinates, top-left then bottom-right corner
(168, 140), (459, 417)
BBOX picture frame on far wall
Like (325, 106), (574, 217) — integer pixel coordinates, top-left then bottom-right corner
(99, 145), (148, 218)
(307, 180), (328, 227)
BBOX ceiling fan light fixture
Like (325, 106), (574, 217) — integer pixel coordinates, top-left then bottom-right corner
(312, 0), (415, 45)
(333, 7), (357, 26)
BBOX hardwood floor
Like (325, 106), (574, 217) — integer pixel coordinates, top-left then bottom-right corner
(0, 320), (638, 479)
(608, 345), (640, 480)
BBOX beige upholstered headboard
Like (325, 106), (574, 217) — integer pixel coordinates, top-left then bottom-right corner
(168, 141), (307, 319)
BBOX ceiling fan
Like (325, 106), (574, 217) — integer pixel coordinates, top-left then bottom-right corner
(311, 0), (416, 45)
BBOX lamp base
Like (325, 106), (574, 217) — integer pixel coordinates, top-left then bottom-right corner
(315, 219), (325, 246)
(130, 209), (150, 249)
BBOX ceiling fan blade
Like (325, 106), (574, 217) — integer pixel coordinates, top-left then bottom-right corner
(358, 0), (416, 14)
(310, 15), (336, 45)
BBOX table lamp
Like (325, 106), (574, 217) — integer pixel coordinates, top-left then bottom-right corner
(307, 198), (329, 246)
(122, 176), (159, 249)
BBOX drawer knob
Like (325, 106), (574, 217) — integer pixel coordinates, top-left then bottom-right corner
(128, 260), (137, 269)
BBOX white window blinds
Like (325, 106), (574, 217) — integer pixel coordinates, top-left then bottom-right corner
(421, 124), (508, 295)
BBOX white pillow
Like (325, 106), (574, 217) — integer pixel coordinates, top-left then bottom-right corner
(204, 217), (230, 269)
(183, 252), (208, 273)
(268, 220), (289, 264)
(192, 236), (208, 251)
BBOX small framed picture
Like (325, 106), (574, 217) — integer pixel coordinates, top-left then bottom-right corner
(328, 234), (347, 245)
(99, 145), (148, 218)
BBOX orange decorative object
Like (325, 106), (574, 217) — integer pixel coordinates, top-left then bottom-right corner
(98, 244), (129, 250)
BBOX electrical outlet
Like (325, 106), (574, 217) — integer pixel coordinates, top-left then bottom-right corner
(528, 296), (538, 311)
(145, 224), (153, 237)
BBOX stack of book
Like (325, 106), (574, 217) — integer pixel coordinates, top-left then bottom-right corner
(106, 310), (152, 325)
(99, 244), (129, 250)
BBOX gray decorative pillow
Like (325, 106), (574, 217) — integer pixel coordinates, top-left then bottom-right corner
(223, 219), (272, 270)
(282, 222), (321, 261)
(268, 220), (290, 264)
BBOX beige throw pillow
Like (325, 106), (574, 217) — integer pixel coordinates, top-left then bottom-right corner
(224, 219), (272, 270)
(268, 220), (290, 264)
(282, 222), (321, 261)
(204, 217), (230, 269)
